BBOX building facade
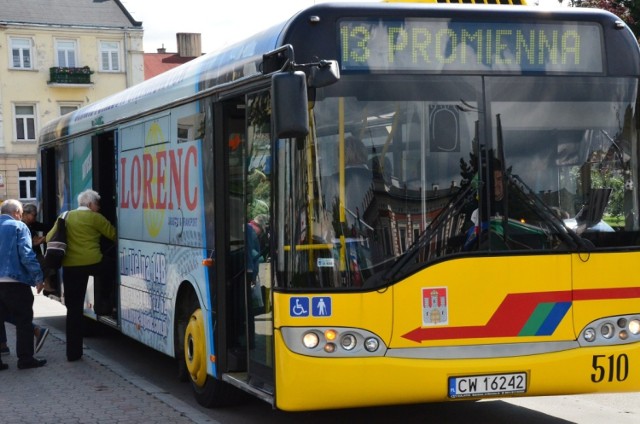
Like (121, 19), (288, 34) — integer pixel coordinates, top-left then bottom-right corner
(144, 33), (201, 80)
(0, 0), (143, 202)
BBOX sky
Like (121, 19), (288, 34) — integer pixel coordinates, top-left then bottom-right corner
(119, 0), (564, 54)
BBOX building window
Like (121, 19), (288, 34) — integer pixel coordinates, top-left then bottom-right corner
(19, 171), (37, 201)
(56, 39), (77, 67)
(10, 37), (33, 69)
(100, 41), (120, 71)
(59, 103), (80, 116)
(14, 104), (36, 141)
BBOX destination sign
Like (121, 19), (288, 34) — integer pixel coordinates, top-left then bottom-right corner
(339, 19), (603, 73)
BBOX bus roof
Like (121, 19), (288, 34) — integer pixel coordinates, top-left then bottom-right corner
(39, 3), (639, 145)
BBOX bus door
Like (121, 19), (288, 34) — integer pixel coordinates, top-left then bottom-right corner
(40, 147), (58, 228)
(39, 145), (62, 297)
(222, 90), (274, 391)
(91, 132), (118, 322)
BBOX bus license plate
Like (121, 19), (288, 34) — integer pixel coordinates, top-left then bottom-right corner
(448, 372), (527, 398)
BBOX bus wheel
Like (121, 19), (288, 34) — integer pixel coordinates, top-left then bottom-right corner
(184, 304), (244, 407)
(185, 308), (208, 387)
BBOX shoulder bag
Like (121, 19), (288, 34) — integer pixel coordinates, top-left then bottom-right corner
(43, 211), (69, 270)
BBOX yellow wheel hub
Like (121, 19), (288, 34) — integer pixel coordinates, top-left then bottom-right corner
(184, 308), (207, 387)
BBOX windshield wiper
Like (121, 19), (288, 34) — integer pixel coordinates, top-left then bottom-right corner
(507, 173), (587, 250)
(495, 114), (585, 250)
(381, 182), (477, 283)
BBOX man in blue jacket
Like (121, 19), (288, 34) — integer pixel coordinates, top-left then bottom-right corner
(0, 199), (46, 370)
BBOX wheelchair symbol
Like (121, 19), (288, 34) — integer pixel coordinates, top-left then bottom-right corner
(290, 297), (309, 317)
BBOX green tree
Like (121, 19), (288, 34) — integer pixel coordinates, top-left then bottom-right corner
(568, 0), (640, 38)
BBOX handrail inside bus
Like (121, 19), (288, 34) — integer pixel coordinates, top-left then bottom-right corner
(283, 244), (333, 252)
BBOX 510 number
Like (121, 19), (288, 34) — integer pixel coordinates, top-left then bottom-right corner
(591, 354), (629, 383)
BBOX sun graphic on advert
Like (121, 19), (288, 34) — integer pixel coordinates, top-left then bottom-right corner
(143, 122), (166, 238)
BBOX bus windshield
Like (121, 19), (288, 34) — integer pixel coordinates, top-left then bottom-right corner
(277, 74), (639, 289)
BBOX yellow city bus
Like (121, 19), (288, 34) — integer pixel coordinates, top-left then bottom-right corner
(38, 1), (640, 411)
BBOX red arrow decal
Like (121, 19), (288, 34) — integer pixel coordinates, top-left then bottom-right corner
(402, 287), (640, 343)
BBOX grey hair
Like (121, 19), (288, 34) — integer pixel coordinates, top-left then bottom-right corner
(78, 189), (101, 207)
(253, 214), (269, 230)
(1, 199), (24, 215)
(23, 203), (38, 216)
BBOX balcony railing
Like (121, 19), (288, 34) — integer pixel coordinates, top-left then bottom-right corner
(49, 66), (94, 84)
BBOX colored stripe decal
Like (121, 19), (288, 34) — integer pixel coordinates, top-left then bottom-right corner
(574, 287), (640, 300)
(402, 287), (640, 343)
(536, 302), (572, 336)
(519, 302), (555, 336)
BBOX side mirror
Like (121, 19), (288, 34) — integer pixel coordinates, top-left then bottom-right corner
(308, 60), (340, 88)
(272, 71), (309, 139)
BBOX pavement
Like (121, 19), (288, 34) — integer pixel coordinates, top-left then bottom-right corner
(0, 291), (218, 424)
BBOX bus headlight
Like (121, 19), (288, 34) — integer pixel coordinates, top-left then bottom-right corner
(282, 327), (386, 357)
(364, 337), (380, 352)
(340, 333), (357, 351)
(303, 332), (320, 349)
(600, 322), (615, 339)
(579, 314), (640, 346)
(324, 329), (337, 342)
(583, 327), (596, 342)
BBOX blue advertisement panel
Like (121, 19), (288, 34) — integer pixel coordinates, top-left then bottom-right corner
(116, 110), (209, 355)
(118, 240), (209, 355)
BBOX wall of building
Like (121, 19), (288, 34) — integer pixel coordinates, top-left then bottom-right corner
(0, 25), (143, 202)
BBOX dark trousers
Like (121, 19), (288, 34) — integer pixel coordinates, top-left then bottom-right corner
(0, 283), (35, 364)
(62, 264), (101, 360)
